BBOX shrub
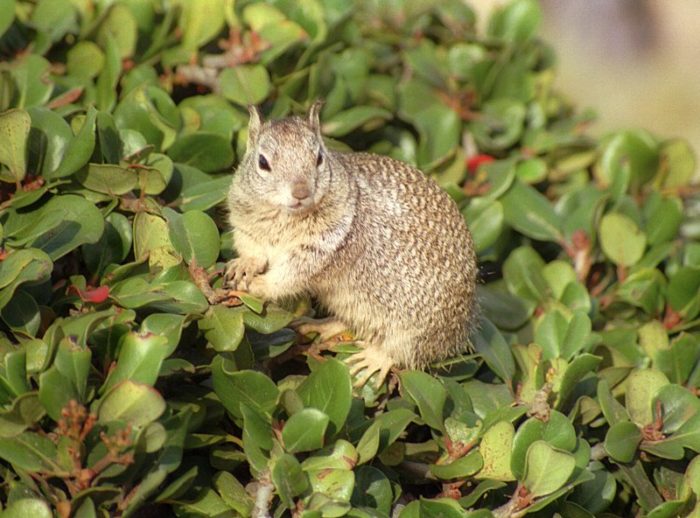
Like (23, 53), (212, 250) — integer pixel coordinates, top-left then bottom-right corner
(0, 0), (699, 517)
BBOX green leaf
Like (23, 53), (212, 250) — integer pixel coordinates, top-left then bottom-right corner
(556, 353), (602, 408)
(0, 0), (14, 38)
(503, 246), (549, 305)
(534, 309), (567, 360)
(0, 432), (61, 473)
(167, 132), (234, 172)
(219, 65), (271, 107)
(114, 88), (179, 151)
(48, 108), (97, 179)
(0, 249), (52, 310)
(352, 465), (393, 515)
(356, 408), (416, 464)
(176, 0), (225, 51)
(9, 55), (54, 108)
(26, 107), (71, 178)
(132, 212), (177, 264)
(596, 129), (659, 189)
(30, 0), (76, 46)
(642, 412), (700, 460)
(271, 453), (309, 508)
(102, 332), (170, 392)
(470, 99), (526, 152)
(166, 208), (220, 269)
(180, 175), (231, 211)
(398, 79), (461, 167)
(462, 198), (504, 253)
(96, 34), (121, 112)
(241, 304), (294, 333)
(211, 357), (279, 421)
(198, 306), (245, 352)
(76, 163), (138, 195)
(516, 158), (548, 183)
(140, 153), (174, 195)
(644, 195), (683, 245)
(97, 3), (137, 59)
(667, 266), (700, 320)
(399, 370), (447, 431)
(656, 138), (696, 189)
(110, 277), (208, 314)
(625, 369), (670, 427)
(82, 212), (132, 275)
(212, 471), (254, 516)
(297, 359), (352, 436)
(98, 380), (166, 427)
(597, 379), (629, 426)
(179, 95), (246, 138)
(655, 384), (700, 434)
(0, 392), (46, 438)
(617, 267), (666, 315)
(488, 0), (541, 43)
(5, 195), (104, 260)
(0, 498), (53, 518)
(560, 311), (593, 360)
(282, 408), (330, 453)
(476, 421), (515, 481)
(430, 450), (484, 480)
(473, 316), (515, 382)
(39, 367), (78, 422)
(322, 106), (392, 137)
(655, 334), (700, 385)
(67, 41), (105, 80)
(511, 411), (576, 479)
(240, 402), (272, 475)
(542, 261), (577, 300)
(501, 180), (562, 242)
(42, 337), (91, 413)
(477, 284), (530, 331)
(140, 314), (185, 357)
(0, 109), (31, 183)
(523, 440), (575, 497)
(605, 421), (642, 463)
(599, 212), (647, 267)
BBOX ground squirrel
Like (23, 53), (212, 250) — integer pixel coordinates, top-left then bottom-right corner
(226, 102), (478, 386)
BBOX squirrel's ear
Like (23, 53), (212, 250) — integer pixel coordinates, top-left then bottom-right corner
(247, 105), (262, 147)
(307, 99), (324, 136)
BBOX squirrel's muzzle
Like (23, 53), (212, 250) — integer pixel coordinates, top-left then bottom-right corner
(286, 179), (314, 211)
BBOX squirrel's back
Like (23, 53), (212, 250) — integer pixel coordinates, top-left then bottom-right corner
(311, 150), (478, 368)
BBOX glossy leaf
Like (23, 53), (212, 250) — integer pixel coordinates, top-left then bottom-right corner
(98, 381), (166, 427)
(282, 408), (330, 453)
(523, 441), (575, 497)
(0, 109), (31, 183)
(600, 212), (647, 267)
(297, 359), (352, 436)
(211, 357), (279, 421)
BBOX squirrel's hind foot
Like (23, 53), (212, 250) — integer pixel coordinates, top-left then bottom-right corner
(347, 342), (395, 389)
(291, 316), (352, 342)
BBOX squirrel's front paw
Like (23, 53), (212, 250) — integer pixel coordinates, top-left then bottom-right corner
(224, 257), (267, 291)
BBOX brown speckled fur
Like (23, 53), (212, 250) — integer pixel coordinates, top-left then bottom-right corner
(227, 104), (478, 370)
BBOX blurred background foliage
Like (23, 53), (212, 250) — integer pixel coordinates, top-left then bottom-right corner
(471, 0), (700, 168)
(0, 0), (699, 517)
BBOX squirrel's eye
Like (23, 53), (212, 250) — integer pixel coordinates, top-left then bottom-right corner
(316, 151), (323, 167)
(258, 154), (271, 171)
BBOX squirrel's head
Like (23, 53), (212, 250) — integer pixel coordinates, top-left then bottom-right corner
(239, 101), (330, 215)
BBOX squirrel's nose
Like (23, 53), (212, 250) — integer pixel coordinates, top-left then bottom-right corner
(292, 182), (311, 201)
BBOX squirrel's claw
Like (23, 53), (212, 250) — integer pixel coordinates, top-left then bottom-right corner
(224, 257), (267, 290)
(347, 344), (393, 389)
